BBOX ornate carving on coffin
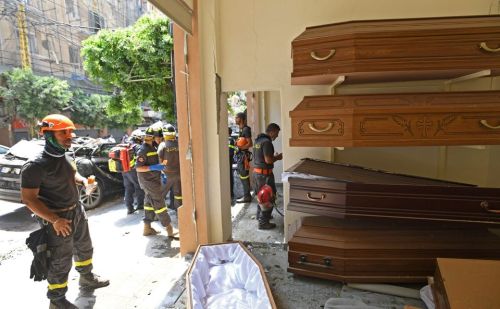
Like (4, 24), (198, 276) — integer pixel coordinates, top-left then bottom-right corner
(290, 91), (500, 146)
(416, 116), (433, 138)
(435, 114), (457, 136)
(359, 115), (413, 137)
(298, 119), (345, 136)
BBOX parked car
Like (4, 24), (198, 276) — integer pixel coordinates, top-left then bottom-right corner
(0, 145), (9, 155)
(0, 139), (123, 209)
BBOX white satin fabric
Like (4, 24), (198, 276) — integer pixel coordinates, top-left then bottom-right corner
(189, 243), (273, 309)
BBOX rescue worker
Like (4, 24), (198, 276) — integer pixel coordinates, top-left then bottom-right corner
(158, 124), (183, 211)
(234, 112), (253, 203)
(228, 127), (236, 201)
(21, 114), (109, 309)
(135, 126), (177, 237)
(123, 129), (145, 214)
(252, 123), (282, 230)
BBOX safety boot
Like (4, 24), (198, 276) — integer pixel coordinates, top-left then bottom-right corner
(49, 298), (78, 309)
(258, 222), (277, 230)
(143, 222), (159, 236)
(236, 195), (252, 203)
(166, 224), (179, 239)
(79, 273), (110, 290)
(258, 210), (276, 230)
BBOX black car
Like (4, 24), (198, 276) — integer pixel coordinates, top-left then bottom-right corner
(0, 139), (123, 209)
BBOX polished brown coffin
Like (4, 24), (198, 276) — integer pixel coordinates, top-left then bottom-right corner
(287, 216), (500, 283)
(287, 159), (500, 225)
(289, 91), (500, 147)
(291, 15), (500, 85)
(430, 258), (500, 309)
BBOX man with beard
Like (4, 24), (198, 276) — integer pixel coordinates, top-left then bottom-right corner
(21, 114), (109, 309)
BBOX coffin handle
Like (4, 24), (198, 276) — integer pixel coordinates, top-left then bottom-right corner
(297, 255), (333, 268)
(479, 42), (500, 53)
(308, 122), (333, 133)
(310, 49), (336, 61)
(481, 201), (500, 214)
(480, 119), (500, 129)
(307, 192), (326, 201)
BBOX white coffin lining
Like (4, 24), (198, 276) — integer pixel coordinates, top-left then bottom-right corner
(189, 243), (273, 309)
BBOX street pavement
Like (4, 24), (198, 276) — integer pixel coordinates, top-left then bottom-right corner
(0, 197), (188, 309)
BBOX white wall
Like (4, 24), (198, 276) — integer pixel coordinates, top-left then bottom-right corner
(214, 0), (500, 238)
(256, 91), (284, 181)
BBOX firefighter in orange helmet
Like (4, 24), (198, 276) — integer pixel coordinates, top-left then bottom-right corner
(234, 112), (253, 203)
(21, 114), (109, 309)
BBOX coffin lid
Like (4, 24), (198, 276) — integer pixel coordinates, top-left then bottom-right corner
(286, 158), (473, 187)
(293, 15), (500, 45)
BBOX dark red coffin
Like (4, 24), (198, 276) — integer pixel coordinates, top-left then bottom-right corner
(287, 216), (500, 283)
(287, 158), (500, 225)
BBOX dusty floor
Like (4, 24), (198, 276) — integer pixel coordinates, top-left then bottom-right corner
(173, 177), (427, 309)
(0, 172), (428, 309)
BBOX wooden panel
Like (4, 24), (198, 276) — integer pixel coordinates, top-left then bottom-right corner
(287, 217), (500, 283)
(291, 15), (500, 84)
(290, 91), (500, 147)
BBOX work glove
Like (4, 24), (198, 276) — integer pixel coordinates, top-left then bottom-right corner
(149, 164), (165, 171)
(26, 226), (50, 281)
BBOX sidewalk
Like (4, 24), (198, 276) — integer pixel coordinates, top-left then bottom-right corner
(0, 198), (188, 309)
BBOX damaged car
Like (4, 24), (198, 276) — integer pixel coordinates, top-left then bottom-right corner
(0, 139), (123, 209)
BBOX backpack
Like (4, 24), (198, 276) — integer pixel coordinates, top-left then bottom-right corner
(108, 144), (135, 173)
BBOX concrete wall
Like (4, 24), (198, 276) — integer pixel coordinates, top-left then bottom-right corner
(214, 0), (500, 238)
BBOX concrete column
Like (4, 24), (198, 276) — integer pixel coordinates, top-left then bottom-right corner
(173, 0), (232, 255)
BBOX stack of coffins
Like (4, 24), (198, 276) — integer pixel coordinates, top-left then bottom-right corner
(287, 14), (500, 284)
(286, 159), (500, 283)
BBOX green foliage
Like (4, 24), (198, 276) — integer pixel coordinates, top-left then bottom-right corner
(69, 90), (142, 129)
(81, 14), (174, 122)
(227, 91), (247, 116)
(0, 68), (72, 137)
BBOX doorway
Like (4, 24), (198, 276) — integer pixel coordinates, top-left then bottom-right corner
(227, 90), (285, 244)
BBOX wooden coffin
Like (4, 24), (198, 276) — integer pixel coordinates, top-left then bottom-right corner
(186, 242), (277, 309)
(291, 15), (500, 85)
(287, 216), (500, 283)
(289, 91), (500, 147)
(287, 158), (500, 225)
(430, 258), (500, 309)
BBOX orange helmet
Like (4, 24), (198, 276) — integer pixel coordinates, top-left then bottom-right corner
(236, 137), (248, 148)
(257, 184), (274, 209)
(39, 114), (75, 133)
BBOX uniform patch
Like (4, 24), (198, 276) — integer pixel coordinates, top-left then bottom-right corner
(138, 157), (145, 162)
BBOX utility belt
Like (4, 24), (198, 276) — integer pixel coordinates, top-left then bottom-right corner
(50, 204), (77, 213)
(254, 168), (273, 175)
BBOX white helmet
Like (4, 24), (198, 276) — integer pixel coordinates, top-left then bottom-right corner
(129, 129), (145, 142)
